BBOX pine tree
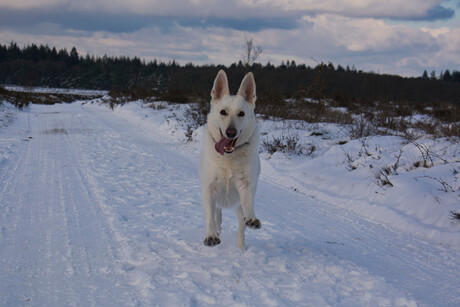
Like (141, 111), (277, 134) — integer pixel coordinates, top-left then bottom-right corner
(442, 69), (452, 82)
(69, 47), (79, 65)
(452, 71), (460, 83)
(422, 70), (428, 79)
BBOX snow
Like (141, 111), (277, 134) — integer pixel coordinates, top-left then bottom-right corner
(0, 98), (459, 306)
(3, 85), (108, 97)
(258, 123), (460, 248)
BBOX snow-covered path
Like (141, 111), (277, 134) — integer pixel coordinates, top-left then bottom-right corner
(1, 102), (459, 306)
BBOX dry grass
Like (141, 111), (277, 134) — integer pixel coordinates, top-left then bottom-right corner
(0, 86), (103, 109)
(450, 211), (460, 221)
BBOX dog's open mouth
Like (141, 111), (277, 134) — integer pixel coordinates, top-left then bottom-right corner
(215, 136), (238, 155)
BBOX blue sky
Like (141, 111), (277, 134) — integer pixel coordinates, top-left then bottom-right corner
(0, 0), (459, 76)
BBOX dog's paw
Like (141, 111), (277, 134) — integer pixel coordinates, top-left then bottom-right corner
(204, 236), (221, 247)
(244, 218), (261, 229)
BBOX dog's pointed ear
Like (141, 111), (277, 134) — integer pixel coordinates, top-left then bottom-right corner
(211, 70), (229, 104)
(237, 72), (256, 106)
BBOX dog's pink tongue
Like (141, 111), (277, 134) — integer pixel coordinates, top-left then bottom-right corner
(215, 136), (233, 155)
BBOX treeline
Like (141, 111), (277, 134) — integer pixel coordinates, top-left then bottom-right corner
(421, 69), (460, 83)
(0, 42), (174, 91)
(1, 42), (459, 106)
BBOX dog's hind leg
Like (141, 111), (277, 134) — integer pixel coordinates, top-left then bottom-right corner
(235, 206), (246, 250)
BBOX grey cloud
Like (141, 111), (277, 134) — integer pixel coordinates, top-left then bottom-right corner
(1, 2), (453, 36)
(0, 6), (300, 34)
(0, 8), (153, 33)
(404, 4), (455, 21)
(181, 17), (299, 32)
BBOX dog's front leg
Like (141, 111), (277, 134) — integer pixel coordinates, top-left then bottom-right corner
(202, 185), (221, 246)
(237, 176), (261, 230)
(235, 206), (246, 250)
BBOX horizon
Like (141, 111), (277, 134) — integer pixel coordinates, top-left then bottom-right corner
(3, 40), (459, 80)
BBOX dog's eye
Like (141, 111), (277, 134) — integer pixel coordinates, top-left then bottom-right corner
(238, 111), (245, 117)
(220, 110), (227, 116)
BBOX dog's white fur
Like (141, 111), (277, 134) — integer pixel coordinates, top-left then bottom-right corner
(199, 70), (261, 249)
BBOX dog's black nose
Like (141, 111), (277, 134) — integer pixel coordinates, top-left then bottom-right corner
(226, 127), (237, 139)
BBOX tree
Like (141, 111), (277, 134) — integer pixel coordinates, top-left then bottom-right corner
(264, 62), (275, 70)
(69, 47), (79, 65)
(422, 70), (428, 79)
(8, 41), (21, 61)
(241, 37), (262, 67)
(452, 71), (460, 83)
(279, 60), (287, 69)
(442, 69), (452, 82)
(58, 48), (69, 61)
(50, 47), (58, 61)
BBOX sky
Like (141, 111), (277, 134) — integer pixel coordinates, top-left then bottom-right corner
(0, 0), (459, 77)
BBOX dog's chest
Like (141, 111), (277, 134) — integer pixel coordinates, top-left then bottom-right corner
(213, 167), (240, 208)
(218, 161), (235, 189)
(214, 160), (245, 193)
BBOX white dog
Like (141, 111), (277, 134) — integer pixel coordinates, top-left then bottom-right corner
(199, 70), (261, 249)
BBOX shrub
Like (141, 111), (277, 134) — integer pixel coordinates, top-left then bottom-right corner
(262, 133), (310, 156)
(182, 97), (210, 141)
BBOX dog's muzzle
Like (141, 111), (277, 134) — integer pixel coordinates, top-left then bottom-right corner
(215, 128), (238, 155)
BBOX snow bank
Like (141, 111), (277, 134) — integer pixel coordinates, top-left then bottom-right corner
(103, 100), (460, 249)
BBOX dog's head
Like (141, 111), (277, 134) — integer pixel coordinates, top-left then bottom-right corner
(208, 70), (257, 155)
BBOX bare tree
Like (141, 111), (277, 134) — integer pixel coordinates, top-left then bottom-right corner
(242, 37), (262, 67)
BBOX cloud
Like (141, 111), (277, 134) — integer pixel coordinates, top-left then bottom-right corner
(0, 8), (152, 33)
(421, 27), (450, 37)
(301, 14), (438, 54)
(0, 0), (62, 10)
(403, 4), (455, 21)
(239, 13), (457, 76)
(239, 0), (448, 20)
(181, 17), (299, 32)
(0, 1), (454, 36)
(0, 6), (300, 34)
(0, 0), (459, 77)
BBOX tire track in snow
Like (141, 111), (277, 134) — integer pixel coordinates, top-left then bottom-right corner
(0, 105), (142, 306)
(73, 104), (206, 304)
(52, 106), (144, 306)
(0, 111), (80, 305)
(0, 112), (32, 234)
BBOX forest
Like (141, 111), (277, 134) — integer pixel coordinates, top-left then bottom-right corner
(1, 42), (459, 107)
